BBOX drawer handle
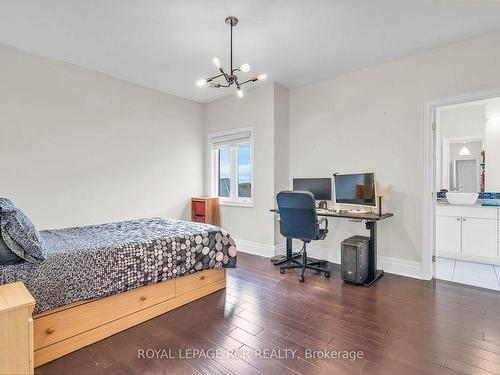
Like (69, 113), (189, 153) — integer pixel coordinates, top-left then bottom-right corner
(140, 296), (147, 301)
(200, 275), (206, 280)
(46, 327), (55, 335)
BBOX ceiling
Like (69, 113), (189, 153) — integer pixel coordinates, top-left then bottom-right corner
(1, 1), (500, 103)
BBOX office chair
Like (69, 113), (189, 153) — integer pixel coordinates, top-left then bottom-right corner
(276, 191), (331, 282)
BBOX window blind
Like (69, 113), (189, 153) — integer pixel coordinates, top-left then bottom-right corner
(210, 130), (252, 150)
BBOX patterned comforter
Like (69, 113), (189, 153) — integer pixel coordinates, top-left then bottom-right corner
(0, 218), (237, 314)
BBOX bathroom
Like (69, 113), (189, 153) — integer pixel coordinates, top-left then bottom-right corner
(435, 97), (500, 290)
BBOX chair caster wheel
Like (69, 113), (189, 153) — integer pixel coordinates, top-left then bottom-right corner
(299, 276), (304, 283)
(324, 271), (331, 278)
(280, 268), (285, 274)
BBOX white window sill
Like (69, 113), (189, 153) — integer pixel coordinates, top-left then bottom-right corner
(219, 199), (254, 208)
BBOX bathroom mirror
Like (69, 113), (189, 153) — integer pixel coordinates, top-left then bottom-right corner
(436, 97), (500, 193)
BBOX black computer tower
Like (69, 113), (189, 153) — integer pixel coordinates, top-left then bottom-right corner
(341, 235), (370, 284)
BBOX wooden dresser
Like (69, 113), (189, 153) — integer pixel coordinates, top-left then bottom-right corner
(191, 197), (220, 226)
(0, 282), (35, 375)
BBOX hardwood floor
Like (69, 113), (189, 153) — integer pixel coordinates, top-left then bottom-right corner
(36, 252), (500, 375)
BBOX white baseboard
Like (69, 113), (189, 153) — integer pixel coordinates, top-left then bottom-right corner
(234, 238), (283, 258)
(303, 243), (340, 264)
(378, 256), (423, 280)
(274, 242), (286, 256)
(235, 238), (424, 280)
(306, 243), (424, 280)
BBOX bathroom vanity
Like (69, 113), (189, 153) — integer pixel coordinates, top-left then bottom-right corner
(436, 203), (500, 265)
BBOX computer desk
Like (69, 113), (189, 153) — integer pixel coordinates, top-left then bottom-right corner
(269, 208), (393, 286)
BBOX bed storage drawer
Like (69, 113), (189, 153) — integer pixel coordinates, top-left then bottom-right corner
(34, 301), (102, 349)
(102, 279), (176, 322)
(175, 269), (225, 295)
(31, 268), (227, 367)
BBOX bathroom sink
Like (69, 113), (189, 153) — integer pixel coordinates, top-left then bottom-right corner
(446, 192), (479, 205)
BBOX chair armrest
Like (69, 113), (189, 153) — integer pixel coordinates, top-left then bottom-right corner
(317, 217), (328, 230)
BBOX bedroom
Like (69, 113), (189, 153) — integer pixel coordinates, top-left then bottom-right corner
(1, 1), (500, 374)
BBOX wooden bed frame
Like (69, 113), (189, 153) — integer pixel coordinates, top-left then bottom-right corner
(0, 268), (226, 375)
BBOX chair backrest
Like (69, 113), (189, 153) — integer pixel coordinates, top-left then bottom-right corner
(276, 191), (318, 241)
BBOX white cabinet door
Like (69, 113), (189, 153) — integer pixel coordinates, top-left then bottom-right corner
(461, 218), (498, 258)
(436, 216), (461, 255)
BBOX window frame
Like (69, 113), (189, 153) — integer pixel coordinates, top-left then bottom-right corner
(209, 128), (254, 207)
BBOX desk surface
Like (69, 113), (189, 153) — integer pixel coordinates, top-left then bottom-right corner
(269, 208), (393, 221)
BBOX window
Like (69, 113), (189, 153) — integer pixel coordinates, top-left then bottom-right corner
(218, 147), (231, 197)
(210, 129), (253, 206)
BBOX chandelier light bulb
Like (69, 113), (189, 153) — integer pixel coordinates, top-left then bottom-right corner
(212, 57), (222, 68)
(240, 63), (250, 72)
(195, 79), (206, 87)
(257, 74), (267, 81)
(237, 87), (244, 98)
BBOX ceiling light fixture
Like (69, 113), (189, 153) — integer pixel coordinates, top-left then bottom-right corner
(459, 146), (470, 156)
(196, 16), (267, 98)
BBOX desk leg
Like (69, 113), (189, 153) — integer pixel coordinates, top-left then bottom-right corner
(363, 221), (384, 286)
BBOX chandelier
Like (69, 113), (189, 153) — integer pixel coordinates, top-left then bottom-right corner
(196, 16), (267, 98)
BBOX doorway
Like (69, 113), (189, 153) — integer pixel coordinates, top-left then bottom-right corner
(423, 89), (500, 289)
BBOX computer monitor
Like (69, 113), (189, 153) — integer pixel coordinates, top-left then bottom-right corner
(334, 173), (377, 208)
(292, 178), (332, 201)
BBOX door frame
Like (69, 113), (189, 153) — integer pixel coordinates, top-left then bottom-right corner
(422, 88), (500, 280)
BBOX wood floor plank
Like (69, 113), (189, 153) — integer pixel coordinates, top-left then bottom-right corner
(228, 328), (321, 374)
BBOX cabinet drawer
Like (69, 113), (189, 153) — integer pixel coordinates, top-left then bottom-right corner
(102, 280), (176, 323)
(175, 269), (225, 296)
(192, 201), (206, 216)
(34, 300), (102, 349)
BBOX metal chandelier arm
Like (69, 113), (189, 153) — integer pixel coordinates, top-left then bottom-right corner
(211, 82), (231, 88)
(218, 67), (231, 83)
(205, 73), (225, 82)
(238, 77), (258, 86)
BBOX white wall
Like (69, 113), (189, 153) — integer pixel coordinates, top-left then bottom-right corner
(204, 83), (277, 248)
(273, 84), (290, 245)
(439, 104), (486, 139)
(485, 98), (500, 191)
(0, 44), (204, 230)
(289, 30), (500, 266)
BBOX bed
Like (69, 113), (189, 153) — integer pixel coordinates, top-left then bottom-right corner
(0, 216), (237, 372)
(1, 217), (237, 314)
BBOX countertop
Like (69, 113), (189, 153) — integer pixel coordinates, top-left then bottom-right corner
(437, 200), (500, 208)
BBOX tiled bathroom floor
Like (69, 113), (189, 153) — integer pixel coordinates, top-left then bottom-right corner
(436, 257), (500, 291)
